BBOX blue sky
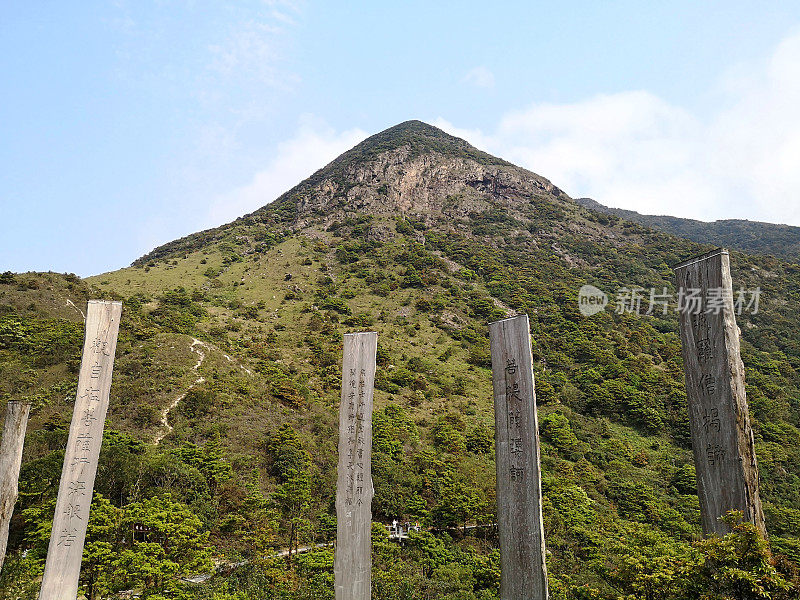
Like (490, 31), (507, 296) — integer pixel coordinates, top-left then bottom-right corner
(3, 1), (800, 276)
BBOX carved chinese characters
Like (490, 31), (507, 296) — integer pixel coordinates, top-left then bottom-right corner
(39, 301), (122, 600)
(334, 332), (377, 600)
(674, 249), (765, 537)
(489, 315), (549, 600)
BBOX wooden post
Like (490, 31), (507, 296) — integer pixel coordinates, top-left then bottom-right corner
(39, 301), (122, 600)
(0, 401), (31, 572)
(334, 332), (377, 600)
(489, 314), (549, 600)
(674, 249), (766, 537)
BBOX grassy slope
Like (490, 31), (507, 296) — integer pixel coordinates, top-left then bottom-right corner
(3, 126), (800, 596)
(86, 205), (800, 573)
(91, 224), (498, 443)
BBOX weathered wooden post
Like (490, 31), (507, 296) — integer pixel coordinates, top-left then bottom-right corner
(674, 249), (766, 537)
(489, 314), (549, 600)
(334, 332), (377, 600)
(0, 401), (31, 572)
(39, 300), (122, 600)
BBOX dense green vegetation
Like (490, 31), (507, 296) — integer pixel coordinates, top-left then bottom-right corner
(576, 197), (800, 263)
(2, 122), (800, 598)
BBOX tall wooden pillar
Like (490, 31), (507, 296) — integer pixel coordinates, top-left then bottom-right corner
(334, 332), (377, 600)
(39, 300), (122, 599)
(489, 314), (549, 599)
(0, 401), (31, 572)
(674, 249), (765, 536)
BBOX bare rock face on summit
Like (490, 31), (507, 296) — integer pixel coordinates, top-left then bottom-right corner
(134, 120), (576, 266)
(14, 116), (800, 599)
(296, 147), (564, 226)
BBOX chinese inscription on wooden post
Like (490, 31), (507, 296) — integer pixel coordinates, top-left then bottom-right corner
(489, 314), (549, 600)
(674, 249), (765, 537)
(334, 332), (377, 600)
(39, 300), (122, 600)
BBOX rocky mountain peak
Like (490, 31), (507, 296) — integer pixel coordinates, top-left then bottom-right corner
(334, 120), (508, 167)
(134, 121), (568, 265)
(254, 121), (565, 229)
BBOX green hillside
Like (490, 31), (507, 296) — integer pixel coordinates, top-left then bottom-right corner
(575, 197), (800, 263)
(2, 122), (800, 599)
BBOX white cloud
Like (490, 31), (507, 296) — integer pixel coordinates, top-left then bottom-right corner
(207, 118), (368, 225)
(436, 93), (719, 220)
(208, 21), (281, 82)
(462, 66), (495, 89)
(206, 30), (800, 233)
(707, 31), (800, 226)
(265, 0), (303, 25)
(439, 29), (800, 227)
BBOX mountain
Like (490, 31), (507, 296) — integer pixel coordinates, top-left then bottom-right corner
(132, 120), (554, 266)
(575, 196), (800, 263)
(3, 121), (800, 599)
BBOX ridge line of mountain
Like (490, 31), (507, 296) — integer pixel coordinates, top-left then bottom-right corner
(574, 197), (800, 263)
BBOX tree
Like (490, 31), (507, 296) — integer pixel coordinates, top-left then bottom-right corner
(429, 471), (486, 532)
(680, 512), (799, 600)
(87, 494), (212, 597)
(81, 495), (120, 600)
(266, 424), (310, 482)
(272, 467), (313, 562)
(605, 513), (800, 600)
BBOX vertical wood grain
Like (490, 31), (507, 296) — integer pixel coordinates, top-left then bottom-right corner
(334, 332), (377, 600)
(674, 249), (765, 537)
(0, 401), (31, 572)
(39, 300), (122, 600)
(489, 314), (549, 600)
